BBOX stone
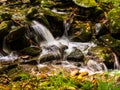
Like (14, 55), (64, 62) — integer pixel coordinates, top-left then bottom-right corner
(73, 0), (97, 8)
(8, 36), (30, 50)
(43, 8), (64, 37)
(100, 34), (120, 57)
(88, 45), (115, 69)
(0, 21), (12, 39)
(108, 7), (120, 39)
(94, 23), (108, 38)
(67, 47), (84, 61)
(38, 45), (62, 63)
(22, 0), (30, 3)
(26, 7), (38, 19)
(20, 47), (41, 56)
(6, 26), (27, 43)
(70, 21), (92, 42)
(41, 0), (56, 8)
(0, 12), (12, 21)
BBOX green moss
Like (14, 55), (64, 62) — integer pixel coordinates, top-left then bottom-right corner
(21, 47), (41, 56)
(73, 0), (97, 8)
(41, 0), (56, 8)
(0, 21), (12, 39)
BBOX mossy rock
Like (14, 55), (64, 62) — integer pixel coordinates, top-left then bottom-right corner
(108, 7), (120, 39)
(20, 47), (41, 56)
(40, 0), (56, 8)
(8, 36), (30, 50)
(43, 8), (65, 37)
(0, 12), (12, 21)
(73, 0), (97, 8)
(70, 21), (92, 42)
(6, 26), (27, 43)
(88, 46), (114, 69)
(26, 7), (38, 19)
(0, 20), (12, 39)
(94, 23), (108, 38)
(100, 34), (120, 57)
(90, 6), (105, 20)
(67, 47), (84, 62)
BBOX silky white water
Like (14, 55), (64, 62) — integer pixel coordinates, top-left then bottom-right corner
(0, 20), (119, 75)
(32, 20), (109, 75)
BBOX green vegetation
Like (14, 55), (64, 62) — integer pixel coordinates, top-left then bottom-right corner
(0, 72), (120, 90)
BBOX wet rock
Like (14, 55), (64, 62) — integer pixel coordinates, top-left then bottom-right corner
(0, 64), (18, 74)
(0, 12), (12, 21)
(26, 7), (38, 19)
(94, 23), (108, 38)
(90, 7), (105, 20)
(41, 0), (56, 8)
(22, 0), (31, 4)
(20, 47), (42, 56)
(67, 47), (84, 62)
(100, 34), (120, 57)
(88, 45), (114, 69)
(70, 21), (92, 42)
(0, 20), (12, 39)
(8, 36), (30, 50)
(20, 56), (38, 65)
(43, 9), (64, 37)
(108, 7), (120, 39)
(73, 0), (97, 8)
(39, 53), (61, 63)
(6, 26), (27, 43)
(38, 45), (62, 63)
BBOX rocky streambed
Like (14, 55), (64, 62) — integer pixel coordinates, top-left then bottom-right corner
(0, 0), (120, 89)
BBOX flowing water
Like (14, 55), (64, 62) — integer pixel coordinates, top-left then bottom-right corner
(1, 20), (120, 75)
(31, 20), (110, 75)
(0, 52), (18, 62)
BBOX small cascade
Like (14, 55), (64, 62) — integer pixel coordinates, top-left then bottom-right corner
(31, 20), (108, 75)
(32, 21), (55, 45)
(0, 52), (3, 57)
(3, 36), (11, 54)
(113, 52), (120, 69)
(0, 52), (18, 62)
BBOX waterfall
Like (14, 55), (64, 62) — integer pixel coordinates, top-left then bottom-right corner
(32, 20), (108, 75)
(3, 36), (11, 54)
(32, 21), (55, 46)
(113, 52), (120, 69)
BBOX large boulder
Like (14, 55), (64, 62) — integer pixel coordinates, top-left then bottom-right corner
(88, 46), (114, 69)
(26, 7), (38, 19)
(0, 21), (12, 39)
(70, 21), (92, 42)
(4, 26), (31, 50)
(7, 36), (30, 50)
(108, 7), (120, 39)
(38, 45), (63, 63)
(67, 47), (84, 62)
(20, 47), (42, 56)
(43, 8), (65, 37)
(6, 26), (27, 43)
(100, 34), (120, 57)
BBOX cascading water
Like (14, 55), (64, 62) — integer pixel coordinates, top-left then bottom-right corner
(0, 51), (18, 63)
(31, 20), (109, 75)
(32, 21), (55, 46)
(0, 37), (18, 63)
